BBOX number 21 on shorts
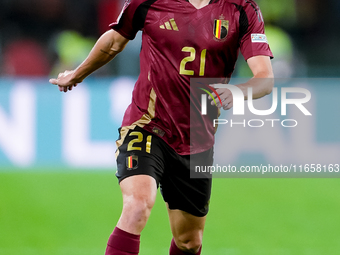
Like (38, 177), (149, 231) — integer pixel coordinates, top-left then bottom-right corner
(127, 131), (152, 153)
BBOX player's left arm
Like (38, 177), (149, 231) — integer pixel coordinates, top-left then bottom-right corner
(210, 0), (274, 110)
(237, 55), (274, 99)
(210, 55), (274, 110)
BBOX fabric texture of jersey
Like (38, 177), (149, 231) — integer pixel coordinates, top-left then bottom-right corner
(111, 0), (273, 155)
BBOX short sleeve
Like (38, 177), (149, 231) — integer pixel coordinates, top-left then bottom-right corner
(109, 0), (146, 40)
(238, 1), (273, 60)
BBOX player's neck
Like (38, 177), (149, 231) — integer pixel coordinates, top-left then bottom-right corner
(188, 0), (211, 9)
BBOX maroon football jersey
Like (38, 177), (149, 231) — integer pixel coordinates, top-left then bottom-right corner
(111, 0), (273, 155)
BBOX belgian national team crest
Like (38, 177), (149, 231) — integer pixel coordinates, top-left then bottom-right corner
(126, 155), (138, 170)
(214, 18), (229, 41)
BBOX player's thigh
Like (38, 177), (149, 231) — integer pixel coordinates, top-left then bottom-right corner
(117, 175), (157, 234)
(161, 148), (213, 217)
(115, 126), (165, 215)
(120, 174), (158, 208)
(167, 207), (206, 245)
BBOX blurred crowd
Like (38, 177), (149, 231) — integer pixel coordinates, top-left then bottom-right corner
(0, 0), (126, 77)
(0, 0), (339, 78)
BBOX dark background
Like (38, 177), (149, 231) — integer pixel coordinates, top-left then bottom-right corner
(0, 0), (338, 77)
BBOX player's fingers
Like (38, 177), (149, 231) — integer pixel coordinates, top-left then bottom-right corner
(210, 95), (220, 105)
(207, 92), (216, 100)
(64, 70), (72, 75)
(49, 78), (59, 85)
(209, 84), (226, 93)
(213, 93), (227, 107)
(216, 96), (231, 108)
(218, 90), (233, 106)
(208, 88), (226, 100)
(214, 88), (225, 95)
(216, 88), (232, 98)
(223, 101), (233, 110)
(211, 97), (223, 107)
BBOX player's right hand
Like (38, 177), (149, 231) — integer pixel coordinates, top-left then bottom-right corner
(208, 85), (234, 110)
(49, 70), (81, 93)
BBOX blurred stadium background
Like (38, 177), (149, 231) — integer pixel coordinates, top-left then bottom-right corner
(1, 0), (340, 254)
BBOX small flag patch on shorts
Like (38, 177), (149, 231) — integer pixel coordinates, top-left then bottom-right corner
(126, 155), (138, 170)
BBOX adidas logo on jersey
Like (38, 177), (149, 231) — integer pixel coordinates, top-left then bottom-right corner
(160, 18), (179, 31)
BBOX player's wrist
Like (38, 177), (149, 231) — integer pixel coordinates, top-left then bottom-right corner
(235, 84), (247, 100)
(71, 68), (87, 84)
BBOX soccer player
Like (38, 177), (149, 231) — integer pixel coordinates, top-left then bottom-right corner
(49, 0), (274, 254)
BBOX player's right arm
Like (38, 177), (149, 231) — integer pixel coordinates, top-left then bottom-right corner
(49, 30), (129, 92)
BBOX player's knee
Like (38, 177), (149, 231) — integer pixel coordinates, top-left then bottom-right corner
(175, 234), (202, 254)
(123, 195), (155, 223)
